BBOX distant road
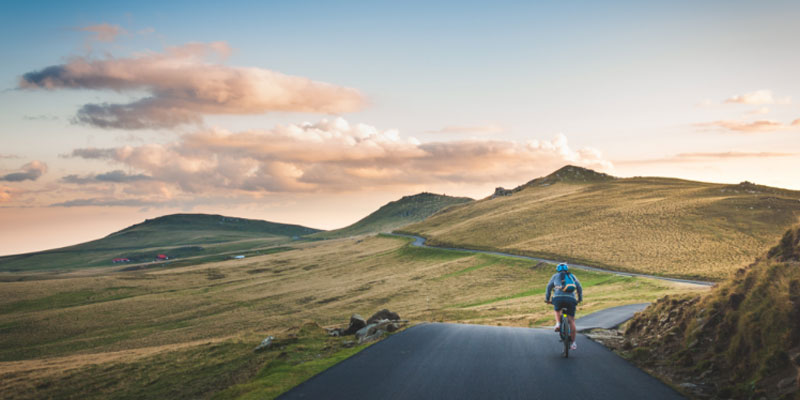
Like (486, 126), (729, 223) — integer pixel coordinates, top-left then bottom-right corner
(388, 233), (714, 287)
(280, 322), (685, 400)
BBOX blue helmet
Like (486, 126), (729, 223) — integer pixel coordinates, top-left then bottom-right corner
(556, 263), (569, 272)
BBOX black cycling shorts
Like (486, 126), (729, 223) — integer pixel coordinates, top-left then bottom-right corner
(552, 297), (577, 317)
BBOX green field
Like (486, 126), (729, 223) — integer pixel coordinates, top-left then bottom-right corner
(0, 214), (321, 272)
(401, 166), (800, 280)
(0, 234), (707, 399)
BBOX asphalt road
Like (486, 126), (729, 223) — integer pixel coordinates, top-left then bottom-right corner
(279, 323), (684, 400)
(390, 233), (714, 287)
(575, 303), (650, 331)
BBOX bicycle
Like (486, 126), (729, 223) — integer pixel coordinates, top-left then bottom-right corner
(558, 307), (572, 358)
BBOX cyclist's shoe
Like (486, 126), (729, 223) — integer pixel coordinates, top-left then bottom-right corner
(570, 342), (577, 350)
(554, 323), (560, 332)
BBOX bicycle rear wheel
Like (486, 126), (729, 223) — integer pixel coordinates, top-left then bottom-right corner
(560, 311), (570, 358)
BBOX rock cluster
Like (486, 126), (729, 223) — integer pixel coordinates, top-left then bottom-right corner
(327, 309), (406, 344)
(491, 187), (513, 198)
(253, 335), (274, 352)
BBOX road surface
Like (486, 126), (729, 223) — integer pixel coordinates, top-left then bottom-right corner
(390, 233), (713, 287)
(279, 322), (683, 399)
(575, 303), (650, 331)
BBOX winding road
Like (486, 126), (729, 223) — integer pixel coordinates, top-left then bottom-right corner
(277, 235), (704, 399)
(390, 233), (714, 287)
(281, 319), (684, 399)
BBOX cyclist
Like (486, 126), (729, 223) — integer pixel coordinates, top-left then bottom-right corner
(545, 263), (583, 350)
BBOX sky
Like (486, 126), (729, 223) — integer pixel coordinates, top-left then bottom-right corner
(1, 0), (799, 255)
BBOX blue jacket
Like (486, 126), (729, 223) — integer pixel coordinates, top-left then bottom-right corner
(545, 272), (583, 302)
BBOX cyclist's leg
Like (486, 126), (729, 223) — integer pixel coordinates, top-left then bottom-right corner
(552, 299), (563, 330)
(568, 315), (576, 342)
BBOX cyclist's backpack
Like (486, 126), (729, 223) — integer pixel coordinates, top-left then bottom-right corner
(559, 272), (577, 293)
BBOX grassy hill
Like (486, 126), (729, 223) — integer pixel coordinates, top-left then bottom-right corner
(310, 192), (472, 239)
(0, 213), (321, 272)
(620, 226), (800, 398)
(400, 165), (800, 280)
(0, 234), (705, 399)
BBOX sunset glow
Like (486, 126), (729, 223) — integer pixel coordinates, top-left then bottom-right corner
(1, 1), (799, 255)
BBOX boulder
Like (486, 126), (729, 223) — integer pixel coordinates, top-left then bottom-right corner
(342, 314), (367, 335)
(355, 323), (377, 339)
(254, 336), (274, 352)
(367, 309), (400, 325)
(358, 329), (387, 344)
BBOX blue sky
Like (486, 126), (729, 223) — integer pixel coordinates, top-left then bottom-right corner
(1, 1), (799, 254)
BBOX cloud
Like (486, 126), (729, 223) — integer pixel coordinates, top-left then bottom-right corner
(746, 107), (770, 116)
(616, 151), (797, 165)
(426, 124), (504, 135)
(694, 119), (796, 133)
(724, 90), (791, 105)
(64, 148), (120, 159)
(0, 161), (48, 182)
(0, 185), (19, 202)
(19, 42), (366, 129)
(66, 117), (611, 197)
(77, 23), (125, 42)
(50, 198), (160, 207)
(0, 154), (20, 159)
(61, 170), (153, 184)
(23, 114), (59, 121)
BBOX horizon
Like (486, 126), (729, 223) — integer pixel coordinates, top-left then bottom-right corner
(2, 1), (800, 255)
(1, 164), (794, 257)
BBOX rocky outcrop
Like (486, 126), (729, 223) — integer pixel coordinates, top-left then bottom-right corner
(616, 226), (800, 399)
(355, 319), (403, 344)
(491, 187), (513, 198)
(327, 310), (406, 342)
(328, 314), (367, 337)
(367, 309), (400, 325)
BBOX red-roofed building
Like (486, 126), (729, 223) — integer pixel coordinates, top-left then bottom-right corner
(112, 258), (130, 263)
(157, 254), (168, 260)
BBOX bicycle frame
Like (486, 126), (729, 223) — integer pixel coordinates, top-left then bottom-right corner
(559, 308), (572, 358)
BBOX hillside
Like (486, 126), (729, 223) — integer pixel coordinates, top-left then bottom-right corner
(310, 192), (472, 239)
(619, 226), (800, 399)
(0, 213), (321, 272)
(400, 165), (800, 280)
(0, 234), (704, 399)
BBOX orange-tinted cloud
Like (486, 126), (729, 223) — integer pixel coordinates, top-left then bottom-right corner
(0, 161), (48, 182)
(64, 118), (611, 201)
(616, 151), (797, 165)
(694, 119), (794, 133)
(724, 90), (791, 105)
(425, 124), (504, 135)
(0, 185), (19, 202)
(19, 42), (366, 129)
(78, 23), (125, 42)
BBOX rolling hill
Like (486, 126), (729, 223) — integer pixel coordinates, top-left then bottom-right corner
(309, 192), (472, 239)
(0, 213), (321, 272)
(399, 165), (800, 280)
(621, 225), (800, 398)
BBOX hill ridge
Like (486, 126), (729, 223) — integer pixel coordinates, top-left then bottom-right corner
(404, 166), (800, 280)
(311, 192), (472, 239)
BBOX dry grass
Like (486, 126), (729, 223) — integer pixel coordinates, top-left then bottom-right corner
(402, 178), (800, 280)
(0, 235), (707, 399)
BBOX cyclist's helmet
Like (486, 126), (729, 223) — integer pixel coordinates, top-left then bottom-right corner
(556, 263), (569, 272)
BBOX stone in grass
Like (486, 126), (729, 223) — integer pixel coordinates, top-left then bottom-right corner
(367, 309), (400, 325)
(342, 314), (367, 335)
(254, 336), (275, 352)
(355, 319), (400, 340)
